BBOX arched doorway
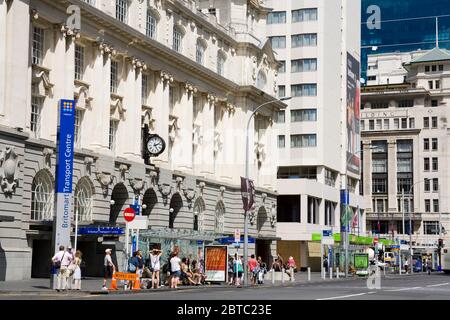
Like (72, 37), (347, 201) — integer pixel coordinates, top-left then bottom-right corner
(169, 193), (183, 229)
(142, 188), (158, 216)
(110, 183), (129, 224)
(193, 197), (206, 231)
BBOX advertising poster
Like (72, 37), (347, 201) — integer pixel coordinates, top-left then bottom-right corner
(346, 53), (361, 174)
(204, 245), (228, 282)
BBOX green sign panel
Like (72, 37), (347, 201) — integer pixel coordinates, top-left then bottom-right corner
(354, 253), (369, 269)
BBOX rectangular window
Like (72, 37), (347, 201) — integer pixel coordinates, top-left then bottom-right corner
(439, 65), (444, 71)
(30, 96), (42, 138)
(424, 138), (430, 151)
(278, 135), (285, 148)
(372, 178), (387, 193)
(291, 59), (317, 73)
(424, 158), (430, 171)
(424, 117), (429, 128)
(109, 119), (118, 152)
(431, 100), (438, 107)
(398, 100), (414, 108)
(74, 45), (84, 81)
(269, 36), (286, 49)
(369, 120), (374, 130)
(409, 118), (415, 128)
(32, 26), (44, 65)
(278, 61), (286, 74)
(110, 60), (118, 94)
(372, 159), (387, 173)
(425, 65), (430, 72)
(291, 84), (317, 97)
(290, 134), (317, 148)
(424, 179), (430, 192)
(397, 158), (412, 173)
(436, 80), (441, 89)
(142, 74), (149, 101)
(384, 119), (390, 129)
(276, 110), (285, 123)
(291, 33), (317, 48)
(291, 109), (317, 122)
(425, 199), (431, 213)
(401, 118), (407, 129)
(433, 178), (439, 192)
(397, 178), (412, 193)
(429, 80), (434, 89)
(116, 0), (128, 23)
(432, 157), (438, 171)
(361, 120), (365, 131)
(432, 65), (437, 72)
(424, 221), (440, 235)
(292, 8), (318, 22)
(376, 119), (382, 130)
(432, 138), (438, 151)
(432, 116), (438, 128)
(267, 11), (286, 24)
(394, 118), (399, 129)
(173, 27), (182, 52)
(74, 109), (83, 147)
(146, 11), (157, 39)
(278, 86), (286, 98)
(433, 199), (439, 213)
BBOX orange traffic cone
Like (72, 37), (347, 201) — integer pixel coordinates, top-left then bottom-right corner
(132, 271), (141, 290)
(109, 272), (118, 290)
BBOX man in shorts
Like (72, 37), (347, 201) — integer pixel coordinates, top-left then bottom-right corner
(102, 248), (116, 290)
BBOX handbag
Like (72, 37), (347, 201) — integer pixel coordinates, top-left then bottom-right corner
(53, 252), (65, 269)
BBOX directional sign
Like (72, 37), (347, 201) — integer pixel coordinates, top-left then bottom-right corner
(124, 207), (136, 222)
(323, 230), (333, 237)
(234, 229), (241, 243)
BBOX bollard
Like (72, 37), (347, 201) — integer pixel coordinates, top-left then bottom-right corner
(290, 267), (294, 282)
(383, 266), (386, 276)
(282, 268), (285, 284)
(308, 267), (311, 281)
(337, 267), (339, 279)
(330, 268), (333, 279)
(271, 268), (275, 285)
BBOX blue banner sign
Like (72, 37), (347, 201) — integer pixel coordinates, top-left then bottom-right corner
(216, 236), (255, 244)
(340, 189), (349, 205)
(323, 230), (333, 237)
(78, 227), (125, 235)
(54, 99), (76, 253)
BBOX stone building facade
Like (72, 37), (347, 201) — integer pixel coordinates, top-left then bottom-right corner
(0, 0), (284, 280)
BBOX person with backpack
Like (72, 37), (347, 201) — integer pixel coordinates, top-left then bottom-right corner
(127, 251), (139, 289)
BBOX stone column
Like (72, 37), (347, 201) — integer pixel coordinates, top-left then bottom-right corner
(86, 43), (113, 153)
(362, 141), (373, 201)
(151, 71), (171, 168)
(301, 194), (308, 224)
(387, 139), (397, 211)
(199, 94), (216, 177)
(4, 0), (31, 129)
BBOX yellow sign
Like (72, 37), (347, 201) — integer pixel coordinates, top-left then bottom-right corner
(114, 272), (138, 281)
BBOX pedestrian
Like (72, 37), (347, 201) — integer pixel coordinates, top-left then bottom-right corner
(228, 256), (234, 285)
(323, 256), (329, 273)
(191, 260), (203, 285)
(404, 258), (409, 274)
(149, 248), (162, 289)
(51, 245), (73, 292)
(127, 251), (139, 289)
(248, 254), (258, 285)
(233, 253), (243, 286)
(257, 256), (267, 284)
(170, 251), (182, 289)
(72, 250), (83, 290)
(102, 248), (116, 290)
(136, 250), (145, 283)
(427, 258), (432, 275)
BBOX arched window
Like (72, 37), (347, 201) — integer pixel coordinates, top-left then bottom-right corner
(74, 177), (94, 222)
(193, 197), (206, 231)
(196, 39), (206, 65)
(215, 201), (225, 234)
(256, 70), (267, 90)
(217, 52), (226, 76)
(173, 25), (183, 53)
(31, 170), (54, 221)
(146, 9), (157, 39)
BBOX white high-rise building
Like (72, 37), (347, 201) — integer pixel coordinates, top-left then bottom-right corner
(265, 0), (365, 271)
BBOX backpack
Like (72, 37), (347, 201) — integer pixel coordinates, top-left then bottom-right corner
(128, 257), (137, 273)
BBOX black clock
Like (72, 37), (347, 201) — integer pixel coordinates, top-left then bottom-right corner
(146, 134), (166, 157)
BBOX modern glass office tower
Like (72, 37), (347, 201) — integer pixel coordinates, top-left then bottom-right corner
(361, 0), (450, 82)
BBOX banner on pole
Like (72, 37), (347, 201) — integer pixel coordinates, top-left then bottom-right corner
(240, 177), (255, 211)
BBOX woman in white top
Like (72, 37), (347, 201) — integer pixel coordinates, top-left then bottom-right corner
(150, 249), (162, 289)
(72, 250), (83, 290)
(170, 252), (182, 289)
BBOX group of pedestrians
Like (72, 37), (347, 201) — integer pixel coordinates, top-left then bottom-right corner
(165, 249), (207, 289)
(51, 245), (83, 291)
(227, 254), (268, 286)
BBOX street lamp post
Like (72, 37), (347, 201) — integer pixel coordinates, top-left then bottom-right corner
(244, 96), (290, 286)
(407, 180), (426, 275)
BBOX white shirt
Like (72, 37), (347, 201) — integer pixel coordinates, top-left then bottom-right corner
(52, 250), (73, 267)
(150, 254), (161, 271)
(104, 254), (113, 267)
(170, 256), (181, 272)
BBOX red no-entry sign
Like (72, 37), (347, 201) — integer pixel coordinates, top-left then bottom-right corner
(124, 207), (136, 222)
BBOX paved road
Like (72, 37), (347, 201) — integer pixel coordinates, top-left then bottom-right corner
(1, 274), (449, 300)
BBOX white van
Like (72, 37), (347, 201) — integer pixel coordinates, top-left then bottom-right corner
(384, 252), (395, 264)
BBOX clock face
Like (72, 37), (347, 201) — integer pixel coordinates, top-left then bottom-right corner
(146, 135), (166, 156)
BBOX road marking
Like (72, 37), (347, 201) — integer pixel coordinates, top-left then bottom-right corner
(386, 286), (421, 292)
(316, 292), (370, 300)
(426, 283), (449, 288)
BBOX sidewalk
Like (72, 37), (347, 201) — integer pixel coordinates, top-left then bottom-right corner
(0, 272), (361, 295)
